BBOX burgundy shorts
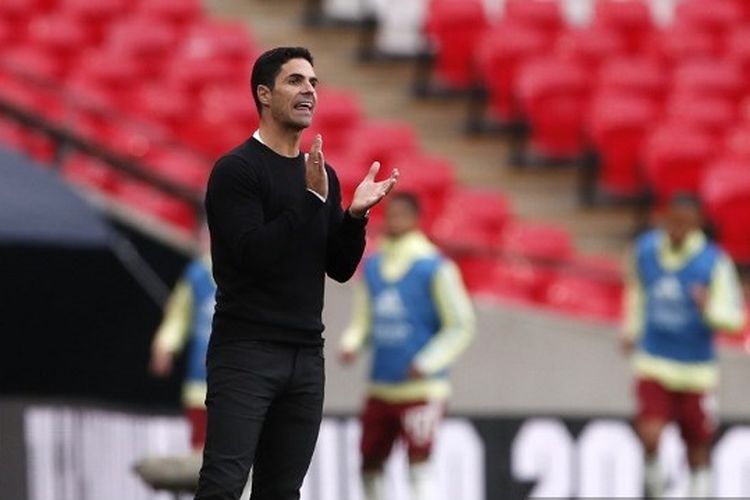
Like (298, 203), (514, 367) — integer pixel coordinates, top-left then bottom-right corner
(360, 397), (444, 463)
(636, 378), (717, 446)
(186, 407), (207, 449)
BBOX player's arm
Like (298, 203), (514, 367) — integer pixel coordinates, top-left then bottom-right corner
(207, 155), (326, 271)
(150, 279), (193, 377)
(703, 254), (746, 334)
(339, 281), (372, 364)
(411, 260), (476, 376)
(622, 251), (645, 351)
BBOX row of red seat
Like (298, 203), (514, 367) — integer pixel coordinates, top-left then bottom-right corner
(419, 0), (750, 267)
(427, 0), (750, 92)
(0, 0), (259, 232)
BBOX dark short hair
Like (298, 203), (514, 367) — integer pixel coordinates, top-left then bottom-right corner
(251, 47), (314, 114)
(669, 191), (702, 213)
(390, 192), (421, 215)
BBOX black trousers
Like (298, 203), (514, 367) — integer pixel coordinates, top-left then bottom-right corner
(194, 339), (325, 500)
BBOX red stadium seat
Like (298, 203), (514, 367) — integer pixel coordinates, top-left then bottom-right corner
(345, 121), (419, 171)
(472, 257), (551, 305)
(62, 154), (123, 194)
(724, 125), (750, 161)
(91, 122), (165, 162)
(71, 49), (140, 108)
(388, 152), (457, 229)
(324, 151), (363, 206)
(725, 0), (750, 20)
(500, 221), (574, 263)
(59, 0), (126, 44)
(198, 84), (258, 130)
(542, 273), (621, 321)
(672, 59), (745, 103)
(726, 28), (750, 83)
(105, 17), (178, 80)
(431, 189), (512, 251)
(0, 75), (65, 122)
(597, 56), (668, 104)
(556, 26), (625, 73)
(128, 84), (193, 137)
(664, 94), (736, 140)
(25, 14), (87, 76)
(646, 24), (717, 67)
(0, 117), (27, 152)
(593, 0), (652, 53)
(144, 148), (210, 191)
(166, 56), (238, 98)
(675, 0), (743, 38)
(180, 20), (257, 69)
(0, 45), (63, 81)
(474, 25), (549, 122)
(0, 0), (37, 42)
(0, 19), (14, 48)
(424, 0), (489, 90)
(587, 93), (658, 196)
(643, 123), (716, 203)
(517, 57), (590, 159)
(701, 157), (750, 262)
(115, 180), (196, 231)
(137, 0), (203, 30)
(504, 0), (564, 39)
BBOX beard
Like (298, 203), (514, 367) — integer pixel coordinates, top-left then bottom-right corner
(271, 105), (312, 131)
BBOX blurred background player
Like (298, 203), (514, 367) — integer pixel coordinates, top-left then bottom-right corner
(150, 227), (214, 452)
(339, 192), (476, 500)
(621, 193), (746, 498)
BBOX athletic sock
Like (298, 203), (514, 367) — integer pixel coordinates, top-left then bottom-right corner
(362, 470), (386, 500)
(644, 455), (665, 498)
(689, 466), (711, 498)
(408, 462), (434, 500)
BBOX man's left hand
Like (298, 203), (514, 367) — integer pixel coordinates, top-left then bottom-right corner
(349, 161), (399, 218)
(692, 284), (709, 312)
(408, 364), (425, 380)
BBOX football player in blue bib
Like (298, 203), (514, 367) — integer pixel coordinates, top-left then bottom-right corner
(622, 194), (746, 498)
(340, 192), (476, 500)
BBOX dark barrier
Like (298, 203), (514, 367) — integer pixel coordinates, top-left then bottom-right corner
(4, 400), (750, 500)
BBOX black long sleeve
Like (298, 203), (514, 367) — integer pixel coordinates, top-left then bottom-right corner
(325, 169), (367, 282)
(205, 137), (367, 345)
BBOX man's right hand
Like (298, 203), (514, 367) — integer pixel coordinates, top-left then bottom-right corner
(305, 134), (328, 200)
(620, 335), (636, 355)
(150, 345), (174, 377)
(339, 349), (357, 366)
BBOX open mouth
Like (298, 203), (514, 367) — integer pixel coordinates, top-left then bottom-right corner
(294, 102), (314, 112)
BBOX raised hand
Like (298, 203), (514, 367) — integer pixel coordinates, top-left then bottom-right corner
(349, 161), (399, 218)
(305, 134), (328, 200)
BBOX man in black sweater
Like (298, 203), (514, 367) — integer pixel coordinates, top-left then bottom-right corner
(194, 47), (399, 500)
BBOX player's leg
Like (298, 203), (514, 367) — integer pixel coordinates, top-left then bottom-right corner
(635, 378), (673, 499)
(195, 341), (288, 500)
(185, 406), (207, 451)
(679, 391), (716, 498)
(249, 345), (325, 500)
(360, 397), (400, 500)
(401, 400), (444, 500)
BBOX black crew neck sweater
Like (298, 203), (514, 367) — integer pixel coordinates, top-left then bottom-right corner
(205, 137), (367, 345)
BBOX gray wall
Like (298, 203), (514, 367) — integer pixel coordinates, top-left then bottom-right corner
(322, 281), (750, 419)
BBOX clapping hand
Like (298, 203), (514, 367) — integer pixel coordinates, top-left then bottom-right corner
(305, 134), (328, 200)
(349, 161), (399, 218)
